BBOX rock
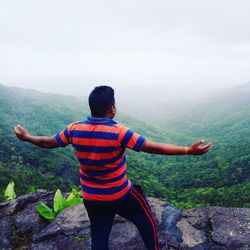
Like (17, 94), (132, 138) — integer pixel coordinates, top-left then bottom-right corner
(34, 202), (90, 242)
(109, 215), (145, 249)
(182, 207), (210, 232)
(0, 191), (250, 250)
(31, 234), (91, 250)
(0, 216), (12, 250)
(210, 207), (250, 248)
(0, 190), (53, 250)
(0, 189), (54, 218)
(183, 206), (250, 249)
(12, 203), (50, 249)
(0, 192), (38, 218)
(30, 239), (56, 250)
(159, 202), (183, 249)
(176, 218), (207, 248)
(147, 197), (166, 225)
(54, 235), (84, 250)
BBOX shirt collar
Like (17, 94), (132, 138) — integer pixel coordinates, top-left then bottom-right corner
(87, 116), (117, 125)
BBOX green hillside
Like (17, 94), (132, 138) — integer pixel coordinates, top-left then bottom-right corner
(166, 83), (250, 189)
(147, 83), (250, 207)
(0, 84), (176, 199)
(0, 84), (249, 208)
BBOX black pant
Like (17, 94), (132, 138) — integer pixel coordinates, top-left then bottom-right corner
(84, 185), (160, 250)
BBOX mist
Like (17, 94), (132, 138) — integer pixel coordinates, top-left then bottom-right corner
(1, 0), (250, 99)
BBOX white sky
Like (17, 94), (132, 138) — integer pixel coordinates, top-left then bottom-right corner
(0, 0), (250, 96)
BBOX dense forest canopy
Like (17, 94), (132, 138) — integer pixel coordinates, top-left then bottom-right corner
(0, 83), (249, 208)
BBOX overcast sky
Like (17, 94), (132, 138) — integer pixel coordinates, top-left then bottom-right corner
(0, 0), (250, 96)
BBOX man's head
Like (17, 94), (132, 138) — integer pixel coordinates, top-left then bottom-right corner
(88, 86), (116, 118)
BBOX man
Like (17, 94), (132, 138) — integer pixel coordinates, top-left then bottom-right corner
(15, 86), (211, 250)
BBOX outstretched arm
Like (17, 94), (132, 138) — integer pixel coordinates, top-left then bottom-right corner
(14, 125), (59, 148)
(141, 139), (211, 155)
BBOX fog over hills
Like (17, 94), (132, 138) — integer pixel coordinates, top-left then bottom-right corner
(0, 82), (249, 208)
(4, 80), (248, 123)
(117, 81), (250, 124)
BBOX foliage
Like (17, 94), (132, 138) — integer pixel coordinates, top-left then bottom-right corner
(66, 188), (83, 207)
(53, 189), (67, 214)
(27, 185), (36, 193)
(4, 181), (16, 201)
(36, 203), (55, 221)
(36, 188), (83, 221)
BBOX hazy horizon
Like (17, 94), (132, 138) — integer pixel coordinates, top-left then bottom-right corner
(1, 80), (248, 99)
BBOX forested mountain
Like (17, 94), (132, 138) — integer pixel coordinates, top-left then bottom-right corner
(0, 84), (175, 199)
(0, 83), (249, 208)
(138, 82), (250, 207)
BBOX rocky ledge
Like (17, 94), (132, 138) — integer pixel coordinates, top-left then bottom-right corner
(0, 190), (249, 250)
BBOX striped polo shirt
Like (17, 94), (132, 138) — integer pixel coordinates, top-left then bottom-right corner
(55, 116), (146, 202)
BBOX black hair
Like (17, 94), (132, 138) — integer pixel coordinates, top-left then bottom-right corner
(88, 86), (115, 117)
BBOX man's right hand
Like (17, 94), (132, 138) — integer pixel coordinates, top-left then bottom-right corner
(14, 124), (59, 148)
(14, 125), (30, 141)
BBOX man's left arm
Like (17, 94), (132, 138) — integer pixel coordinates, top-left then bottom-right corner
(141, 139), (211, 155)
(14, 124), (59, 148)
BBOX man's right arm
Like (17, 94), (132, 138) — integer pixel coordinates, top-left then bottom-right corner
(14, 125), (59, 148)
(141, 139), (211, 155)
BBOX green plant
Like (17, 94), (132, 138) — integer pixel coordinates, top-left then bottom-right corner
(4, 181), (16, 201)
(73, 234), (91, 243)
(65, 188), (83, 207)
(36, 188), (83, 221)
(53, 189), (67, 214)
(27, 185), (36, 193)
(36, 203), (55, 221)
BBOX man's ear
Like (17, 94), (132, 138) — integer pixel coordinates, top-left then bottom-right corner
(110, 105), (116, 115)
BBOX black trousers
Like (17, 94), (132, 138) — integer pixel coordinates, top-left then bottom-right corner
(83, 185), (160, 250)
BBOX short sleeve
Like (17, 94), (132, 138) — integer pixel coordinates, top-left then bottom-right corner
(119, 126), (146, 152)
(55, 123), (74, 147)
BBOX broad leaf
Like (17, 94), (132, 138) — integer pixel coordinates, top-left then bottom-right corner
(66, 188), (83, 207)
(53, 189), (67, 214)
(36, 203), (55, 220)
(4, 181), (16, 201)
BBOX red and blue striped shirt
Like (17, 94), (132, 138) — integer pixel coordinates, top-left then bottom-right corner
(55, 116), (146, 202)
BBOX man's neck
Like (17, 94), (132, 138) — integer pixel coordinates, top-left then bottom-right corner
(92, 114), (114, 119)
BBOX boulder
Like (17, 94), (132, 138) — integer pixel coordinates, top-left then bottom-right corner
(183, 206), (250, 249)
(0, 215), (12, 249)
(109, 215), (145, 250)
(159, 202), (183, 249)
(0, 190), (54, 250)
(210, 207), (250, 247)
(176, 218), (207, 248)
(33, 202), (90, 243)
(0, 191), (250, 250)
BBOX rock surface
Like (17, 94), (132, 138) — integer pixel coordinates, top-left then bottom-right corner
(0, 190), (249, 250)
